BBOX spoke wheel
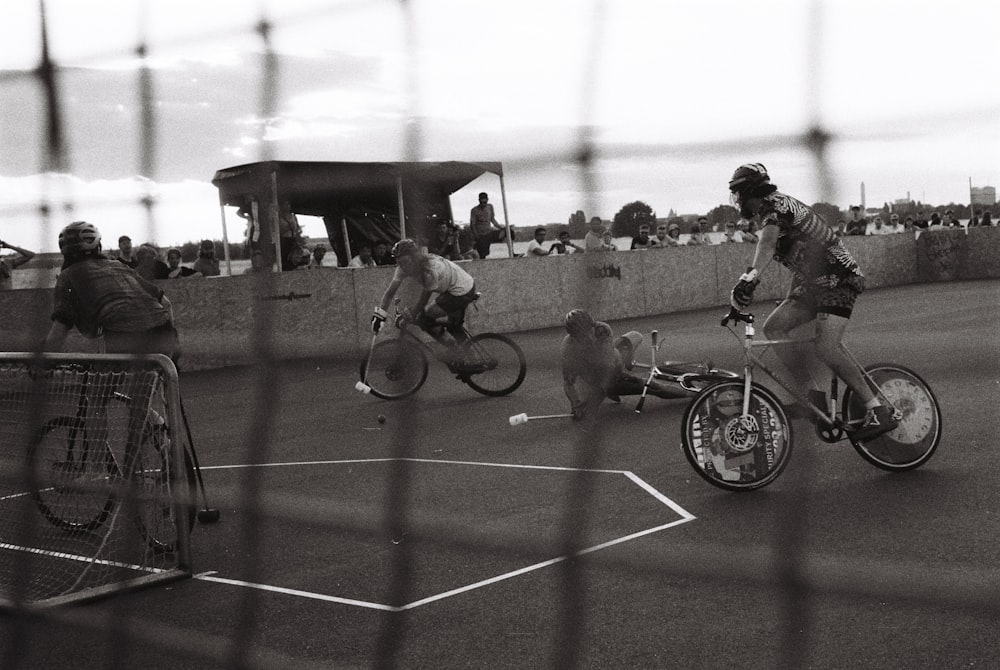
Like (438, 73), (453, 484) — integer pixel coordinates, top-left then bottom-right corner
(28, 417), (117, 532)
(359, 338), (429, 400)
(460, 334), (527, 397)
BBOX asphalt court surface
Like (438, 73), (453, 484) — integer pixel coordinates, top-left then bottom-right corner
(3, 279), (1000, 669)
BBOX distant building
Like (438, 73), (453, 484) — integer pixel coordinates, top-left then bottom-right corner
(971, 186), (996, 206)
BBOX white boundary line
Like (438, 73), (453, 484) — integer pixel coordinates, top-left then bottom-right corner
(195, 458), (697, 611)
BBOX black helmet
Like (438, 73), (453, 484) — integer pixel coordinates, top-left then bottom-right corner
(728, 163), (770, 192)
(58, 221), (102, 257)
(564, 309), (595, 337)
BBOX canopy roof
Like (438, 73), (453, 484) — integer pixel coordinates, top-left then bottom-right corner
(211, 160), (503, 217)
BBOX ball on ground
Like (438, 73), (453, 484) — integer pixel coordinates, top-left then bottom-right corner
(377, 414), (386, 424)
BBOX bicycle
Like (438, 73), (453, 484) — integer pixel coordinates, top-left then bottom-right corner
(27, 363), (207, 553)
(359, 297), (526, 400)
(679, 307), (942, 491)
(626, 328), (740, 414)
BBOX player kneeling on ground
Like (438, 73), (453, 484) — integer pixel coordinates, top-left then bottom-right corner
(560, 309), (677, 421)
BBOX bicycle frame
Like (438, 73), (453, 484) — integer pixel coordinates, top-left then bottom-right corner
(723, 308), (894, 431)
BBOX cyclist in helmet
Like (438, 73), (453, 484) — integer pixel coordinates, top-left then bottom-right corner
(43, 221), (178, 360)
(560, 309), (676, 421)
(727, 163), (897, 441)
(371, 239), (479, 363)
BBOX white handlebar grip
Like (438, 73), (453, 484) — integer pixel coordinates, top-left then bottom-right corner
(355, 381), (372, 394)
(508, 413), (529, 426)
(651, 330), (658, 347)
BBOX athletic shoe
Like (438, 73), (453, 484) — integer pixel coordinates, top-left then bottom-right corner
(851, 405), (899, 442)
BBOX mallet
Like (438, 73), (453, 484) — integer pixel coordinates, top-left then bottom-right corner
(356, 330), (378, 394)
(508, 412), (573, 426)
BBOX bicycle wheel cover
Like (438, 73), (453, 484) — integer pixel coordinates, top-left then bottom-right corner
(28, 417), (117, 532)
(461, 334), (526, 397)
(847, 365), (942, 471)
(360, 338), (428, 400)
(680, 381), (793, 491)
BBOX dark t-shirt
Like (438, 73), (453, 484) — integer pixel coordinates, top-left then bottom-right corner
(52, 257), (169, 337)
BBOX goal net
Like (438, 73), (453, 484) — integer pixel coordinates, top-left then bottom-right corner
(0, 353), (192, 607)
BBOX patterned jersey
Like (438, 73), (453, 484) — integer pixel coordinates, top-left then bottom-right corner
(52, 257), (170, 337)
(760, 192), (863, 286)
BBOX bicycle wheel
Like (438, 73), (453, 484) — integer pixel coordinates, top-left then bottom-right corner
(360, 338), (428, 400)
(28, 417), (117, 532)
(844, 364), (941, 471)
(133, 424), (197, 554)
(460, 333), (527, 397)
(680, 381), (793, 491)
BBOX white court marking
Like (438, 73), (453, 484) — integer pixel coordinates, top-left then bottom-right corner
(195, 457), (696, 611)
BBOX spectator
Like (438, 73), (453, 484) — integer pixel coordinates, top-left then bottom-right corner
(425, 220), (453, 257)
(968, 211), (981, 227)
(348, 244), (377, 268)
(584, 217), (606, 251)
(192, 239), (221, 277)
(244, 249), (268, 274)
(650, 224), (670, 247)
(278, 199), (304, 271)
(865, 216), (892, 236)
(135, 243), (170, 281)
(469, 192), (507, 259)
(902, 216), (916, 232)
(686, 218), (711, 245)
(942, 209), (958, 227)
(630, 224), (654, 250)
(833, 219), (847, 237)
(845, 206), (867, 236)
(739, 219), (759, 243)
(928, 212), (943, 229)
(550, 230), (584, 255)
(598, 230), (618, 251)
(307, 244), (331, 269)
(525, 227), (551, 257)
(913, 211), (929, 229)
(446, 226), (478, 261)
(720, 220), (744, 243)
(164, 248), (201, 278)
(886, 214), (902, 234)
(0, 238), (36, 290)
(113, 235), (139, 268)
(372, 240), (395, 266)
(980, 211), (994, 227)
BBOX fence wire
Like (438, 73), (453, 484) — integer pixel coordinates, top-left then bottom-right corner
(2, 1), (999, 669)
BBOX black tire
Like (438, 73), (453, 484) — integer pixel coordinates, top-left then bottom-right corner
(28, 417), (117, 532)
(844, 364), (942, 471)
(680, 381), (793, 492)
(460, 333), (527, 397)
(133, 424), (197, 554)
(359, 338), (429, 400)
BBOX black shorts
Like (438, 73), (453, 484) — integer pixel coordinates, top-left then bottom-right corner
(787, 273), (865, 318)
(434, 287), (478, 328)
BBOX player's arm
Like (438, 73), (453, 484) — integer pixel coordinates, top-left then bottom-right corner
(748, 220), (779, 274)
(43, 321), (71, 352)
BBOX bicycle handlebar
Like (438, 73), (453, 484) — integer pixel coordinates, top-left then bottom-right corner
(721, 306), (755, 327)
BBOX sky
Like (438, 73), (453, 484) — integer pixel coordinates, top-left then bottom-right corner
(1, 0), (999, 253)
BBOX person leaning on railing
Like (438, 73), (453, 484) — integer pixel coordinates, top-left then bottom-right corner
(0, 238), (36, 290)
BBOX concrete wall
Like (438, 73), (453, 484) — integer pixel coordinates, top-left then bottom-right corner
(3, 227), (998, 370)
